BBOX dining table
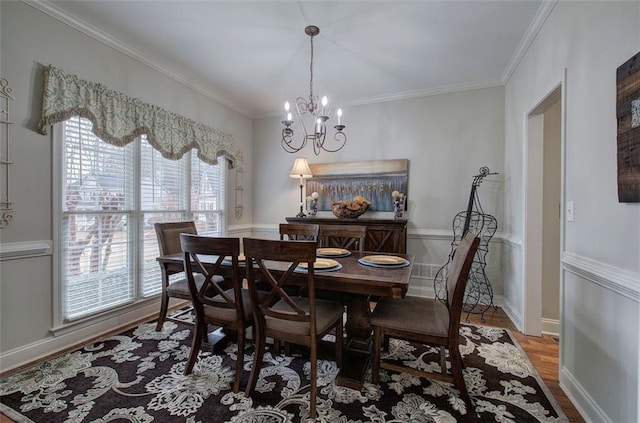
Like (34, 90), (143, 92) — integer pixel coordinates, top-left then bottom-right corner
(156, 248), (414, 390)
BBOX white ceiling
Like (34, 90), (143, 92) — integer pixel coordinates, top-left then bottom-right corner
(36, 0), (547, 118)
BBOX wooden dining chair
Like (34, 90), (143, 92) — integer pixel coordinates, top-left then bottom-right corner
(154, 221), (224, 331)
(370, 232), (480, 413)
(243, 238), (344, 420)
(180, 233), (265, 393)
(279, 223), (319, 241)
(318, 224), (366, 251)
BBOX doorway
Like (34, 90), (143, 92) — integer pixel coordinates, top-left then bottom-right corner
(523, 80), (564, 338)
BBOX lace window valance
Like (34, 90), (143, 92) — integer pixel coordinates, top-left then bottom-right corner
(37, 65), (236, 166)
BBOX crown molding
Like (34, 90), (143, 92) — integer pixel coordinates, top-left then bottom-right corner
(21, 0), (253, 119)
(346, 79), (505, 108)
(502, 0), (558, 83)
(255, 79), (505, 120)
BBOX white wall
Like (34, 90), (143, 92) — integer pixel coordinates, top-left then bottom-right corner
(254, 87), (505, 229)
(0, 1), (253, 369)
(253, 87), (506, 300)
(505, 2), (639, 421)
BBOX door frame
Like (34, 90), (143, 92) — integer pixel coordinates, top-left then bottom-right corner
(522, 69), (567, 338)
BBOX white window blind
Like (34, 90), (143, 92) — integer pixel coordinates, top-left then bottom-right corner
(62, 117), (135, 319)
(59, 117), (225, 322)
(191, 153), (224, 237)
(140, 136), (187, 297)
(191, 154), (225, 236)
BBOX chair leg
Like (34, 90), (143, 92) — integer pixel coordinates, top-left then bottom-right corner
(245, 324), (265, 397)
(234, 326), (245, 393)
(185, 318), (205, 375)
(450, 345), (473, 413)
(439, 347), (447, 374)
(382, 334), (390, 352)
(335, 319), (343, 368)
(309, 341), (317, 420)
(155, 292), (170, 331)
(371, 326), (383, 384)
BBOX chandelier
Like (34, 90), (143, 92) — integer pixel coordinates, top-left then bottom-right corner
(281, 25), (346, 155)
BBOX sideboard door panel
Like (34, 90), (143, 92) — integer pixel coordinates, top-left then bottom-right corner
(285, 217), (407, 253)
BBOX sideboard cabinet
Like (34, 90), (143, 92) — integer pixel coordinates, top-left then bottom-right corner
(285, 217), (408, 254)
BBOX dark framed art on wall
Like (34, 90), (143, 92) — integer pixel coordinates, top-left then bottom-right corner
(616, 51), (640, 203)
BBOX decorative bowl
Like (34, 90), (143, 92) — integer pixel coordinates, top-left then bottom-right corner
(332, 203), (369, 219)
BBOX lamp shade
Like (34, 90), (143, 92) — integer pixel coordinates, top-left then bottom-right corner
(289, 158), (313, 178)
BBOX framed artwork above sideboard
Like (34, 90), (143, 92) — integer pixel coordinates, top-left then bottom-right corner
(306, 159), (408, 212)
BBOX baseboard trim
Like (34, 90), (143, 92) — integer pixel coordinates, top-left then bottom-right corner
(499, 297), (523, 331)
(541, 318), (559, 336)
(560, 367), (610, 423)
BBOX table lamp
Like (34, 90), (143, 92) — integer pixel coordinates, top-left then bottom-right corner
(289, 158), (313, 218)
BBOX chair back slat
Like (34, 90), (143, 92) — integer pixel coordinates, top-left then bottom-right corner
(446, 232), (480, 335)
(279, 223), (319, 241)
(243, 238), (317, 328)
(318, 224), (366, 251)
(180, 234), (242, 313)
(155, 221), (197, 256)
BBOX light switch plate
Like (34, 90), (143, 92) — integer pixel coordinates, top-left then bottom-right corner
(566, 201), (575, 222)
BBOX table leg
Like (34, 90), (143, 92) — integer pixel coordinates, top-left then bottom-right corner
(335, 294), (372, 390)
(205, 327), (231, 349)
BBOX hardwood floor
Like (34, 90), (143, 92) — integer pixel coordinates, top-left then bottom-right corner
(1, 306), (584, 423)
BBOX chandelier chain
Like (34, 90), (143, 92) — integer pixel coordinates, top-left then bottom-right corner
(309, 33), (314, 105)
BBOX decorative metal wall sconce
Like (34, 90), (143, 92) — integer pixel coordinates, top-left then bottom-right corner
(234, 151), (244, 220)
(0, 77), (14, 228)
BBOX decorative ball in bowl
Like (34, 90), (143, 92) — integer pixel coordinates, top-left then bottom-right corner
(331, 196), (371, 219)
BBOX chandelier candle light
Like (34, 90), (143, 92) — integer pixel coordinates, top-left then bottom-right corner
(281, 25), (347, 155)
(289, 158), (313, 218)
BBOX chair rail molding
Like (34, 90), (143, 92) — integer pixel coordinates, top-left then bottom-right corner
(0, 240), (52, 260)
(562, 251), (639, 302)
(227, 223), (254, 235)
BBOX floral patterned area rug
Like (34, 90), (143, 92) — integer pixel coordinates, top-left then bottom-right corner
(0, 316), (568, 423)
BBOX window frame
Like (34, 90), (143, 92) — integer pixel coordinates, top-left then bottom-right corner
(52, 119), (226, 328)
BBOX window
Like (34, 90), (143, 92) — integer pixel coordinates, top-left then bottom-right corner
(58, 116), (224, 322)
